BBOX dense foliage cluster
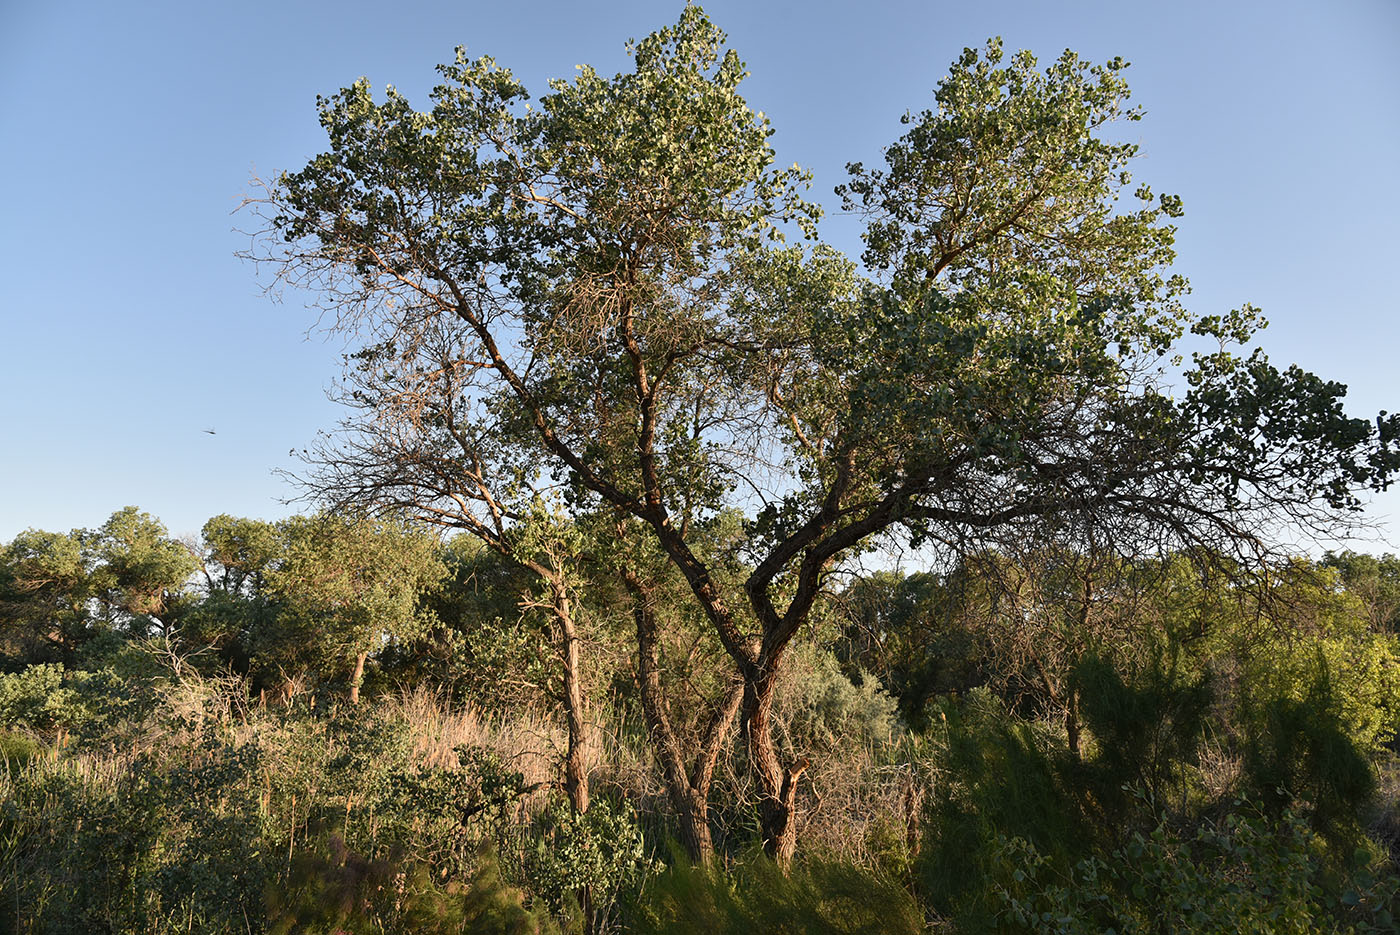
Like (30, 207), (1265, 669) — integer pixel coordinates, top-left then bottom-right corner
(1, 508), (1398, 932)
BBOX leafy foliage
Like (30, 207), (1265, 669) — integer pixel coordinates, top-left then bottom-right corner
(269, 838), (561, 935)
(631, 851), (922, 935)
(994, 809), (1397, 935)
(269, 512), (445, 698)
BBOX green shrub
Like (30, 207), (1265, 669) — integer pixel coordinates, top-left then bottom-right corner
(0, 664), (85, 733)
(993, 808), (1398, 934)
(631, 851), (922, 935)
(268, 833), (406, 935)
(0, 729), (268, 934)
(774, 643), (899, 752)
(0, 645), (171, 743)
(268, 838), (560, 935)
(1070, 650), (1211, 816)
(1242, 655), (1377, 838)
(513, 795), (650, 928)
(450, 847), (563, 935)
(0, 728), (44, 766)
(369, 742), (536, 882)
(917, 688), (1091, 926)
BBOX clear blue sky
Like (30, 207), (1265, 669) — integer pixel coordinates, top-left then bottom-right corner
(2, 0), (1397, 551)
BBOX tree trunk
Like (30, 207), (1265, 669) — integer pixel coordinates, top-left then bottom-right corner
(1065, 688), (1082, 761)
(675, 791), (715, 861)
(348, 650), (367, 705)
(555, 584), (591, 816)
(743, 669), (806, 865)
(624, 571), (743, 863)
(548, 580), (593, 934)
(903, 771), (922, 863)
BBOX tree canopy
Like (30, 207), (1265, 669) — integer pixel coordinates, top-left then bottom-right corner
(252, 6), (1399, 858)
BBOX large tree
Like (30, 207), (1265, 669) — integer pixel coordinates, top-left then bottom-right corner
(251, 7), (1399, 859)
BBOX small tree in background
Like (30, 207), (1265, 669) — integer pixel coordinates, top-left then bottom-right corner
(269, 512), (444, 704)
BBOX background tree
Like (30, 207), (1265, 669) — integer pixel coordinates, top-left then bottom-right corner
(832, 568), (989, 729)
(268, 512), (445, 704)
(1323, 551), (1400, 635)
(182, 514), (283, 680)
(0, 507), (197, 666)
(86, 506), (199, 640)
(0, 527), (98, 666)
(403, 534), (543, 703)
(252, 7), (1399, 859)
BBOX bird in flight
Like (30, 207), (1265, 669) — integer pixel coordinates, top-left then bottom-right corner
(203, 428), (217, 435)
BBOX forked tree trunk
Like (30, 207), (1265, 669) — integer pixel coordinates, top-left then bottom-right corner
(742, 668), (807, 864)
(624, 571), (743, 862)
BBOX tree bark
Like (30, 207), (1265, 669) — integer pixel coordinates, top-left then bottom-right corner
(743, 667), (807, 864)
(348, 650), (367, 705)
(1065, 689), (1081, 760)
(552, 581), (591, 816)
(1066, 571), (1093, 761)
(547, 579), (594, 934)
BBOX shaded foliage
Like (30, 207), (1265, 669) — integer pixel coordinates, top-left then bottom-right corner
(630, 851), (922, 935)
